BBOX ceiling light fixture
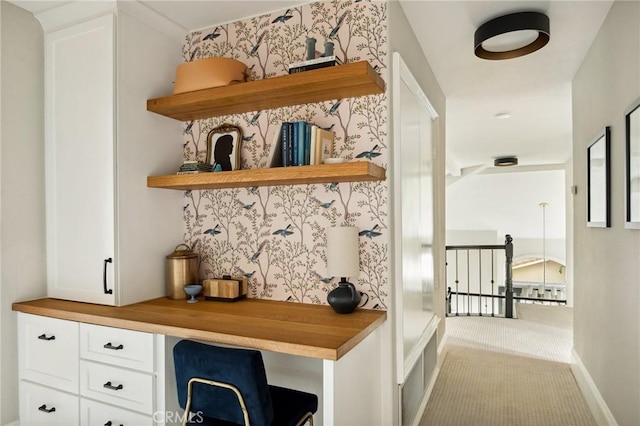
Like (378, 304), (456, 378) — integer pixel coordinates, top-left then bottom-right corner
(474, 11), (550, 60)
(495, 112), (512, 119)
(494, 156), (518, 167)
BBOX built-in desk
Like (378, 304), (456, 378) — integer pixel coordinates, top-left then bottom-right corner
(13, 297), (387, 425)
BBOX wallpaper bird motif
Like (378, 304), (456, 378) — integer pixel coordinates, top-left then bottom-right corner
(181, 0), (389, 309)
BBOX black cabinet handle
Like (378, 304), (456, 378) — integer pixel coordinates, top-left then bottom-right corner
(38, 404), (56, 413)
(104, 421), (123, 426)
(103, 381), (123, 391)
(37, 334), (55, 341)
(103, 258), (113, 294)
(103, 342), (124, 350)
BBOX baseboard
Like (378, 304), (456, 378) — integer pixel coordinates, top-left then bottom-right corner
(571, 348), (618, 426)
(4, 420), (19, 426)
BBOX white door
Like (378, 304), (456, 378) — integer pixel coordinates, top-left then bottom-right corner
(45, 14), (116, 305)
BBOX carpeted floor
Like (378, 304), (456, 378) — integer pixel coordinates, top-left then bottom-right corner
(420, 304), (596, 426)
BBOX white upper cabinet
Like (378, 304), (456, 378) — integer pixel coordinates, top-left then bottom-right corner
(45, 14), (117, 305)
(43, 5), (184, 306)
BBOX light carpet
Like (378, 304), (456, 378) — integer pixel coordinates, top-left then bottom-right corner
(420, 305), (595, 426)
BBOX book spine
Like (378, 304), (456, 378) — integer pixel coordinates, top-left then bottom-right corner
(292, 121), (300, 166)
(304, 122), (312, 165)
(310, 125), (318, 165)
(281, 122), (290, 167)
(297, 122), (306, 166)
(287, 122), (294, 166)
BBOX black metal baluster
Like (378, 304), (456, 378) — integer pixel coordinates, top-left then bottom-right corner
(478, 249), (482, 316)
(491, 249), (495, 317)
(455, 250), (459, 316)
(466, 249), (470, 316)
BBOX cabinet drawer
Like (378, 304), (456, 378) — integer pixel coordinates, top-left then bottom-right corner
(20, 381), (79, 426)
(81, 398), (153, 426)
(18, 313), (79, 393)
(80, 323), (154, 372)
(80, 360), (154, 414)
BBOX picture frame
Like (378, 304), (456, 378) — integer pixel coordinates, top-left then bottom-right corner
(206, 124), (242, 172)
(587, 126), (611, 228)
(625, 98), (640, 229)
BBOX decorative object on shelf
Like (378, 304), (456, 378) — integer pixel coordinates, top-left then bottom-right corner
(203, 275), (248, 302)
(625, 98), (640, 229)
(173, 57), (248, 94)
(306, 37), (317, 60)
(177, 161), (214, 174)
(206, 124), (243, 172)
(183, 284), (203, 303)
(324, 157), (346, 164)
(166, 244), (199, 300)
(289, 37), (341, 74)
(474, 11), (550, 60)
(326, 226), (361, 314)
(587, 126), (611, 228)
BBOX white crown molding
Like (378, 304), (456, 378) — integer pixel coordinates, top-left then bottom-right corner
(34, 0), (186, 42)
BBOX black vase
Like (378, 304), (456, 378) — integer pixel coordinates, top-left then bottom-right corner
(327, 280), (361, 314)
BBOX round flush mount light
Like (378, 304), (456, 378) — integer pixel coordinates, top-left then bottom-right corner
(495, 112), (512, 119)
(475, 11), (550, 60)
(494, 156), (518, 167)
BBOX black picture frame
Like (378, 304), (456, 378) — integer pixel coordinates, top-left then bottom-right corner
(587, 126), (611, 228)
(206, 124), (242, 172)
(625, 98), (640, 229)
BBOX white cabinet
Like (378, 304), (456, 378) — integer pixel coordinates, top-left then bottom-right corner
(18, 313), (165, 425)
(42, 4), (183, 306)
(81, 398), (153, 426)
(18, 313), (79, 393)
(20, 381), (80, 426)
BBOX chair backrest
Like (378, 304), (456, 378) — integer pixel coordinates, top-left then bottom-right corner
(173, 340), (274, 425)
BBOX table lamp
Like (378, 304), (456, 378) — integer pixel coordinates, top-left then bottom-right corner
(326, 226), (361, 314)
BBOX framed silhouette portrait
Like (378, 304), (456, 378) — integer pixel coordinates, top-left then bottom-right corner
(587, 126), (611, 228)
(206, 124), (242, 172)
(625, 98), (640, 229)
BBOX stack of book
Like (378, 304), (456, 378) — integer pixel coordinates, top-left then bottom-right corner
(270, 122), (335, 167)
(288, 56), (342, 74)
(177, 161), (214, 174)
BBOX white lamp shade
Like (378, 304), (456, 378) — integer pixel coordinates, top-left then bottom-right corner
(327, 226), (360, 278)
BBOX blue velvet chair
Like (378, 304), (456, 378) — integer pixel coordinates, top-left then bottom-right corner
(173, 340), (318, 426)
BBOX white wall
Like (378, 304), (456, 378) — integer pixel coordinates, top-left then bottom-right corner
(0, 2), (46, 423)
(389, 3), (447, 424)
(447, 169), (566, 240)
(572, 1), (640, 424)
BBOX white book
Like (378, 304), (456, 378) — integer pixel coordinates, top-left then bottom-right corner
(309, 125), (318, 165)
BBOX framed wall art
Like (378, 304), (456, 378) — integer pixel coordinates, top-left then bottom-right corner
(587, 126), (611, 228)
(206, 124), (242, 172)
(625, 98), (640, 229)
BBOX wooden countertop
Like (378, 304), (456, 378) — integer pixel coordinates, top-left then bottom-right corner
(12, 297), (386, 361)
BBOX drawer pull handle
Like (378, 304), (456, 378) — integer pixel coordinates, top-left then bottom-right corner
(103, 342), (124, 350)
(103, 257), (113, 294)
(38, 404), (56, 413)
(104, 422), (123, 426)
(103, 381), (123, 391)
(37, 334), (55, 341)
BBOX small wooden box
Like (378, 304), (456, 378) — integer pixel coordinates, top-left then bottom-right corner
(203, 276), (248, 302)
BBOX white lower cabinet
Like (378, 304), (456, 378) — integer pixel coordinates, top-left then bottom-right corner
(18, 313), (163, 425)
(81, 399), (153, 426)
(80, 360), (154, 414)
(20, 381), (80, 426)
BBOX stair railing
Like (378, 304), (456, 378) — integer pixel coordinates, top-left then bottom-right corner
(445, 234), (514, 318)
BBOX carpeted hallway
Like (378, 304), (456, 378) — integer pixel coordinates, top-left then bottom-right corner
(419, 304), (596, 426)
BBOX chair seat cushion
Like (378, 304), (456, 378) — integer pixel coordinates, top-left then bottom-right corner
(269, 385), (318, 426)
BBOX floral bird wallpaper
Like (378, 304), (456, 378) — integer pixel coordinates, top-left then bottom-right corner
(181, 0), (389, 309)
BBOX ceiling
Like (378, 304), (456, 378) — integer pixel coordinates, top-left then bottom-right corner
(10, 0), (613, 175)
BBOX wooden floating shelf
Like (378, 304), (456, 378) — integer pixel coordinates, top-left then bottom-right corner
(146, 61), (385, 121)
(147, 161), (386, 190)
